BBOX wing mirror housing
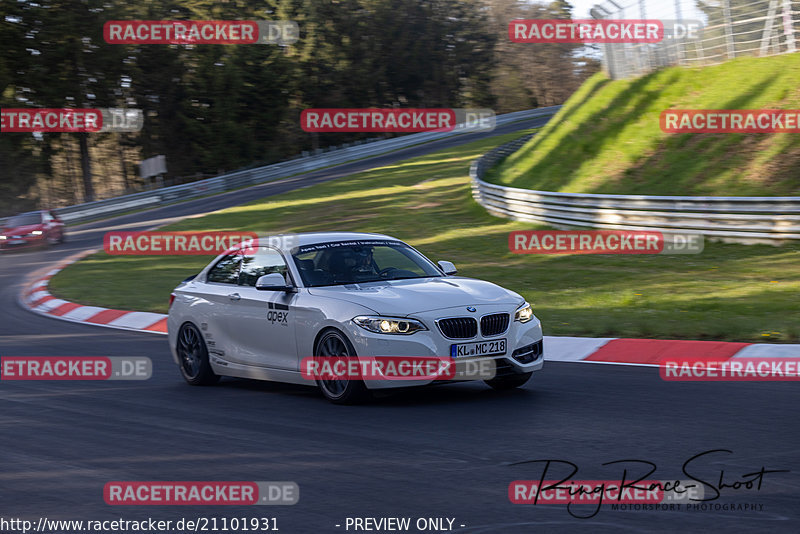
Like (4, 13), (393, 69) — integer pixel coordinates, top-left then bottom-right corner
(255, 273), (296, 292)
(437, 260), (457, 275)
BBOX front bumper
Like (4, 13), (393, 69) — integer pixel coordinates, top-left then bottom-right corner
(0, 235), (45, 250)
(346, 306), (544, 390)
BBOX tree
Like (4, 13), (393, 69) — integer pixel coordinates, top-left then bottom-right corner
(485, 0), (599, 111)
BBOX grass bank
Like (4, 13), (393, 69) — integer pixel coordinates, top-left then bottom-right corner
(487, 54), (800, 196)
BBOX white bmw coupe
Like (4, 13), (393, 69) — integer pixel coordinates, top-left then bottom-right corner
(168, 232), (543, 403)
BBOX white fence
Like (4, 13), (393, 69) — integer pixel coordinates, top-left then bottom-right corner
(592, 0), (800, 79)
(471, 135), (800, 243)
(0, 107), (560, 228)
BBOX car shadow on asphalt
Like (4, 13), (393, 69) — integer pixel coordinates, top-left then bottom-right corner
(212, 376), (540, 407)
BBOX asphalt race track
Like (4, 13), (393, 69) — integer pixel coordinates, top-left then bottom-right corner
(1, 118), (798, 533)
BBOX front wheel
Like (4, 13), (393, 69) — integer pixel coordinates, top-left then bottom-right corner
(176, 323), (219, 386)
(46, 231), (65, 246)
(314, 329), (369, 404)
(485, 371), (532, 391)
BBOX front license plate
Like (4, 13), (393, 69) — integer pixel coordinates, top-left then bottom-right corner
(451, 339), (507, 358)
(9, 240), (25, 245)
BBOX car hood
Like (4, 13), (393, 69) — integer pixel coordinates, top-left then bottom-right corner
(1, 224), (42, 235)
(307, 277), (522, 315)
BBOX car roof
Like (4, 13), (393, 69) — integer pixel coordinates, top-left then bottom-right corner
(7, 211), (42, 219)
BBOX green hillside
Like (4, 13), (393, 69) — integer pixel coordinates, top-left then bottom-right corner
(487, 54), (800, 196)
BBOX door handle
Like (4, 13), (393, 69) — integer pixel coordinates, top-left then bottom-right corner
(227, 293), (241, 301)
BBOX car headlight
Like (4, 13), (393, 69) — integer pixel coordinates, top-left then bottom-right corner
(514, 302), (534, 323)
(0, 235), (6, 240)
(353, 316), (427, 335)
(30, 230), (43, 235)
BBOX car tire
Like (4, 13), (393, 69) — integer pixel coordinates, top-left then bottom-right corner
(485, 371), (532, 391)
(176, 322), (220, 386)
(314, 329), (369, 405)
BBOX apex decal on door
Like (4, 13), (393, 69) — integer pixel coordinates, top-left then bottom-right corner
(267, 302), (290, 326)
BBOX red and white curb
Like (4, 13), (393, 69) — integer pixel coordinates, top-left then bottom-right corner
(20, 254), (797, 363)
(20, 250), (168, 335)
(544, 336), (799, 366)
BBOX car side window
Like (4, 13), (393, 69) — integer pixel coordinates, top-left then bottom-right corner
(206, 253), (242, 284)
(239, 247), (289, 287)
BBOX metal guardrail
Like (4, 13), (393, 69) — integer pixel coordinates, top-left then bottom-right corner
(471, 135), (800, 243)
(0, 106), (560, 228)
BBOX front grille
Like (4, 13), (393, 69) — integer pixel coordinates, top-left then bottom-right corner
(480, 313), (510, 337)
(437, 317), (478, 339)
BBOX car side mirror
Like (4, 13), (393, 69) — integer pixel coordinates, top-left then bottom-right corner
(255, 273), (295, 292)
(437, 260), (457, 275)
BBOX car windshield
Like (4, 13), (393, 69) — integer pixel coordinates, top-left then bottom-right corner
(292, 240), (443, 287)
(5, 213), (41, 227)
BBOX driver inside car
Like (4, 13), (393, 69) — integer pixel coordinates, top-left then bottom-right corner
(350, 246), (375, 275)
(328, 247), (377, 282)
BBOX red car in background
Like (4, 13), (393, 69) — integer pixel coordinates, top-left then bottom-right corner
(0, 210), (65, 251)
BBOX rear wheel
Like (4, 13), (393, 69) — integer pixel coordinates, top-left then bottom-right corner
(314, 329), (368, 404)
(485, 371), (532, 390)
(177, 323), (219, 385)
